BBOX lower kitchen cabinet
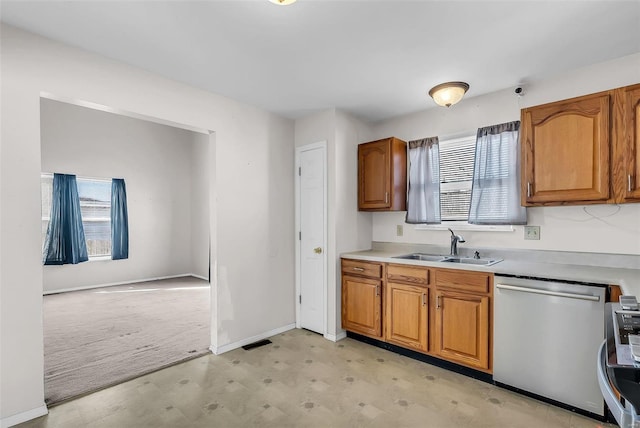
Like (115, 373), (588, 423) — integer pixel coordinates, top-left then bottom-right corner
(341, 258), (493, 374)
(341, 274), (383, 338)
(433, 289), (490, 370)
(385, 282), (428, 352)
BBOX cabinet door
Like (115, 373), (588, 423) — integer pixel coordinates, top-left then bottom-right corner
(434, 290), (489, 370)
(521, 92), (611, 205)
(359, 139), (391, 210)
(341, 275), (382, 338)
(619, 84), (640, 201)
(385, 282), (428, 352)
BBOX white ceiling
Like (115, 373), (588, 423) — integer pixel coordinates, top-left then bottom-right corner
(1, 0), (639, 122)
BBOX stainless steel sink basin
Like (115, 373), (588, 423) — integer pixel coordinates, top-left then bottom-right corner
(441, 257), (503, 266)
(393, 253), (450, 262)
(393, 253), (502, 266)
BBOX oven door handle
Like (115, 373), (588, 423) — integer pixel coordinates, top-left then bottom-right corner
(496, 283), (600, 302)
(597, 340), (632, 427)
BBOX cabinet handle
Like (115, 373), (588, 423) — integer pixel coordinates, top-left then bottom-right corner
(422, 293), (427, 306)
(629, 174), (633, 192)
(352, 267), (365, 272)
(436, 295), (441, 309)
(385, 192), (389, 204)
(527, 182), (532, 198)
(376, 284), (380, 296)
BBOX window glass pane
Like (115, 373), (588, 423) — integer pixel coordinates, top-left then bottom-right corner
(77, 178), (111, 257)
(441, 189), (471, 220)
(41, 174), (112, 258)
(439, 137), (475, 221)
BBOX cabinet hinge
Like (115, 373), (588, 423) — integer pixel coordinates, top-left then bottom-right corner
(298, 167), (301, 176)
(299, 295), (302, 304)
(299, 231), (301, 240)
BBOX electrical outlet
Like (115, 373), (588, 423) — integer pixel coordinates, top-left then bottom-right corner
(524, 225), (540, 240)
(396, 224), (403, 237)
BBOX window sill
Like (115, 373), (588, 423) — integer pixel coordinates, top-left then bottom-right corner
(414, 222), (515, 232)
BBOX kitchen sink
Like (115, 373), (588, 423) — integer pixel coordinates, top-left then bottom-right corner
(393, 253), (450, 262)
(393, 253), (502, 266)
(440, 257), (503, 266)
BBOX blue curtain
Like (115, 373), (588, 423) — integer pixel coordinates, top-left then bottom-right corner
(468, 121), (527, 225)
(43, 174), (89, 265)
(111, 178), (129, 260)
(406, 137), (441, 224)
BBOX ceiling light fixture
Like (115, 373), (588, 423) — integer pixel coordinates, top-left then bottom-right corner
(428, 81), (470, 107)
(269, 0), (297, 5)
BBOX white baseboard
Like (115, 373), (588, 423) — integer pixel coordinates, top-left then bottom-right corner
(324, 331), (347, 342)
(43, 274), (209, 295)
(1, 404), (48, 428)
(210, 323), (296, 355)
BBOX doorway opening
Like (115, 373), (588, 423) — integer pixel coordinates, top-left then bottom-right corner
(39, 94), (215, 404)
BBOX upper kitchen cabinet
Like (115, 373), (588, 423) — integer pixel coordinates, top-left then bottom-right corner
(521, 91), (611, 206)
(521, 83), (640, 206)
(615, 84), (640, 202)
(358, 137), (407, 211)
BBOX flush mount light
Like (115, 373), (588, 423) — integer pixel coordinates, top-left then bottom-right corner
(428, 82), (470, 107)
(269, 0), (297, 5)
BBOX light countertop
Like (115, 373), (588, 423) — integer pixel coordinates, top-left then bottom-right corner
(342, 244), (640, 295)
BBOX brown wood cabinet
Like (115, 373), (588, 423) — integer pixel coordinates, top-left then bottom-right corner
(521, 92), (611, 205)
(385, 264), (430, 352)
(358, 137), (407, 211)
(341, 258), (494, 373)
(432, 269), (492, 371)
(341, 259), (384, 339)
(433, 289), (490, 370)
(616, 84), (640, 201)
(521, 83), (640, 206)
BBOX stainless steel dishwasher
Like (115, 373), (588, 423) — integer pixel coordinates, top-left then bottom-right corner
(493, 275), (606, 416)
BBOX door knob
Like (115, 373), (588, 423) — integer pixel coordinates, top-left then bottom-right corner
(313, 247), (322, 254)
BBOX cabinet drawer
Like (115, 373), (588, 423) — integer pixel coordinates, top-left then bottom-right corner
(387, 264), (429, 286)
(434, 269), (491, 294)
(341, 259), (382, 278)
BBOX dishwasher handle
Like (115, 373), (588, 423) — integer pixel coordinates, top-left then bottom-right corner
(496, 283), (601, 302)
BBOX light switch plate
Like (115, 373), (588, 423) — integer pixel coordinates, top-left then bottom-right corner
(524, 225), (540, 240)
(396, 224), (403, 237)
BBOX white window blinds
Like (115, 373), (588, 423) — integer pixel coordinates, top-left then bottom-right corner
(439, 136), (475, 221)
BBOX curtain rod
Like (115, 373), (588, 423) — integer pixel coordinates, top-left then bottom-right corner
(41, 172), (123, 182)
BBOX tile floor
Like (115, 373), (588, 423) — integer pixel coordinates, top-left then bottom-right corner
(17, 328), (614, 428)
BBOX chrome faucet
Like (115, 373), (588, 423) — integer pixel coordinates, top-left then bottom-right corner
(448, 228), (466, 256)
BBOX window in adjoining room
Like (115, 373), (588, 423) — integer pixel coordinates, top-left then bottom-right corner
(41, 173), (112, 258)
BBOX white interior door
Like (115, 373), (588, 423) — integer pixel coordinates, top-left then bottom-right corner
(297, 143), (326, 334)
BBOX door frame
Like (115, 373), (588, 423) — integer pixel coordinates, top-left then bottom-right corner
(295, 141), (328, 335)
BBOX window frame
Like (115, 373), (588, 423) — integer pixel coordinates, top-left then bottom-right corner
(413, 134), (515, 232)
(41, 172), (113, 260)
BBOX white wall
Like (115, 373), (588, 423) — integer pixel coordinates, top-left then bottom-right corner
(333, 111), (374, 334)
(191, 133), (210, 279)
(40, 98), (209, 292)
(371, 53), (640, 255)
(1, 24), (294, 424)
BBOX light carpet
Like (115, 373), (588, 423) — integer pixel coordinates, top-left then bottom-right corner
(44, 276), (210, 405)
